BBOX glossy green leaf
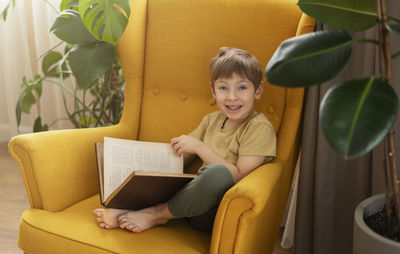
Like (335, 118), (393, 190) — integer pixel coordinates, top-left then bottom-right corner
(33, 117), (49, 132)
(320, 77), (398, 158)
(60, 0), (79, 11)
(265, 30), (354, 87)
(298, 0), (377, 31)
(51, 10), (97, 45)
(68, 41), (116, 88)
(79, 0), (130, 45)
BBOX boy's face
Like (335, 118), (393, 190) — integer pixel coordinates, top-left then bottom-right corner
(211, 72), (264, 127)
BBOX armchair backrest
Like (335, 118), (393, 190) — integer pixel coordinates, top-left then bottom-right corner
(117, 0), (315, 172)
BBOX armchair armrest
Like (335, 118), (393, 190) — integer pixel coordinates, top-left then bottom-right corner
(8, 124), (136, 212)
(210, 160), (288, 254)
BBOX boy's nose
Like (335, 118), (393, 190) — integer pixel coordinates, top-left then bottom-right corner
(227, 90), (237, 100)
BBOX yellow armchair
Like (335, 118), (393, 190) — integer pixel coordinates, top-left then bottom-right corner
(9, 0), (315, 253)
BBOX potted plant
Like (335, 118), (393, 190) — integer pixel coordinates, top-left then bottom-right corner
(2, 0), (130, 132)
(265, 0), (399, 253)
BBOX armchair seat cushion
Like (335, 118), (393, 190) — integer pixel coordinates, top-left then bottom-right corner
(18, 195), (211, 254)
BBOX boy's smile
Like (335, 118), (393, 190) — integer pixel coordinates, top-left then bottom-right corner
(212, 73), (264, 128)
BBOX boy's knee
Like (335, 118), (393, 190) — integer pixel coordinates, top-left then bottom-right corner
(198, 164), (235, 192)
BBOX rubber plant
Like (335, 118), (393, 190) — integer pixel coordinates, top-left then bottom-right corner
(265, 0), (399, 237)
(7, 0), (130, 132)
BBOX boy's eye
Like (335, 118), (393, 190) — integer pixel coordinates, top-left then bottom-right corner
(238, 86), (247, 90)
(219, 86), (227, 90)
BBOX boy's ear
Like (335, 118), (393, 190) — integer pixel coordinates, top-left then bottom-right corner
(210, 81), (216, 98)
(255, 81), (264, 99)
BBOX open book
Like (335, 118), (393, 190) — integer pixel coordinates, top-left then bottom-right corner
(95, 137), (196, 210)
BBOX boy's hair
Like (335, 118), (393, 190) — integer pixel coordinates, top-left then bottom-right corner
(209, 47), (262, 89)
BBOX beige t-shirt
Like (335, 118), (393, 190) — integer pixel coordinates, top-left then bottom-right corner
(189, 111), (276, 166)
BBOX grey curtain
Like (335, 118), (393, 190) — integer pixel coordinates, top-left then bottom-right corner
(293, 3), (400, 254)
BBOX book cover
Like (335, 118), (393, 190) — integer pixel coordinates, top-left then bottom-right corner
(95, 138), (196, 210)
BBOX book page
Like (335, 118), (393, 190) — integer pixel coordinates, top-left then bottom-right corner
(103, 137), (183, 200)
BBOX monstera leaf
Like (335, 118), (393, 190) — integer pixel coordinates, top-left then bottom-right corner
(60, 0), (79, 11)
(68, 41), (116, 88)
(298, 0), (377, 31)
(51, 9), (97, 45)
(320, 77), (398, 158)
(79, 0), (130, 45)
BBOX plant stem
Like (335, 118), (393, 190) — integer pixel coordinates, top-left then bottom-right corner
(382, 139), (392, 228)
(37, 41), (63, 61)
(43, 0), (59, 14)
(356, 39), (380, 45)
(48, 117), (70, 128)
(388, 15), (400, 24)
(378, 0), (400, 228)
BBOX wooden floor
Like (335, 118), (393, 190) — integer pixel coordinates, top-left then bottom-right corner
(0, 141), (291, 254)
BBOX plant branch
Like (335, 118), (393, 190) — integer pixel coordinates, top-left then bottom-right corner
(37, 41), (64, 61)
(382, 139), (392, 228)
(392, 51), (400, 59)
(48, 117), (70, 128)
(388, 15), (400, 24)
(43, 0), (59, 14)
(356, 39), (380, 45)
(377, 0), (400, 228)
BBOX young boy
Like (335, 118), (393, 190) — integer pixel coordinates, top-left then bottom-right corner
(93, 47), (276, 233)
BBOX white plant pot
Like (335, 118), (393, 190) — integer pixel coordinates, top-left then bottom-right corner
(353, 193), (400, 254)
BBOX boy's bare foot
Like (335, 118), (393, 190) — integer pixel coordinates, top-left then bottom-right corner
(92, 208), (128, 229)
(118, 203), (175, 233)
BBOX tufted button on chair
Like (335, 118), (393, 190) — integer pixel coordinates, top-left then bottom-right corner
(8, 0), (315, 253)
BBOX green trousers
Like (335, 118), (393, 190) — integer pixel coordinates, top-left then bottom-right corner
(168, 164), (236, 232)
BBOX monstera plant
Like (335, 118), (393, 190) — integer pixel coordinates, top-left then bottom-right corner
(265, 0), (399, 243)
(2, 0), (130, 132)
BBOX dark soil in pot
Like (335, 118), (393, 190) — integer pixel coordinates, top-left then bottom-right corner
(365, 201), (400, 242)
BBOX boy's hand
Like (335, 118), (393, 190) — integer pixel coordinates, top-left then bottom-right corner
(170, 135), (201, 156)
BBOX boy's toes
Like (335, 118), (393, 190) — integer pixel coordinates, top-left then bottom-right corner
(126, 223), (139, 232)
(93, 208), (104, 217)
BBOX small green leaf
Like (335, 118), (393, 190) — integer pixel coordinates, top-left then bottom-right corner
(20, 91), (36, 113)
(320, 77), (398, 158)
(265, 30), (354, 87)
(79, 116), (96, 126)
(0, 0), (15, 22)
(30, 75), (43, 97)
(33, 117), (49, 132)
(387, 23), (400, 35)
(16, 97), (22, 129)
(79, 0), (130, 45)
(298, 0), (377, 31)
(68, 41), (116, 88)
(42, 51), (63, 77)
(60, 0), (79, 11)
(17, 76), (42, 115)
(51, 9), (97, 45)
(392, 51), (400, 60)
